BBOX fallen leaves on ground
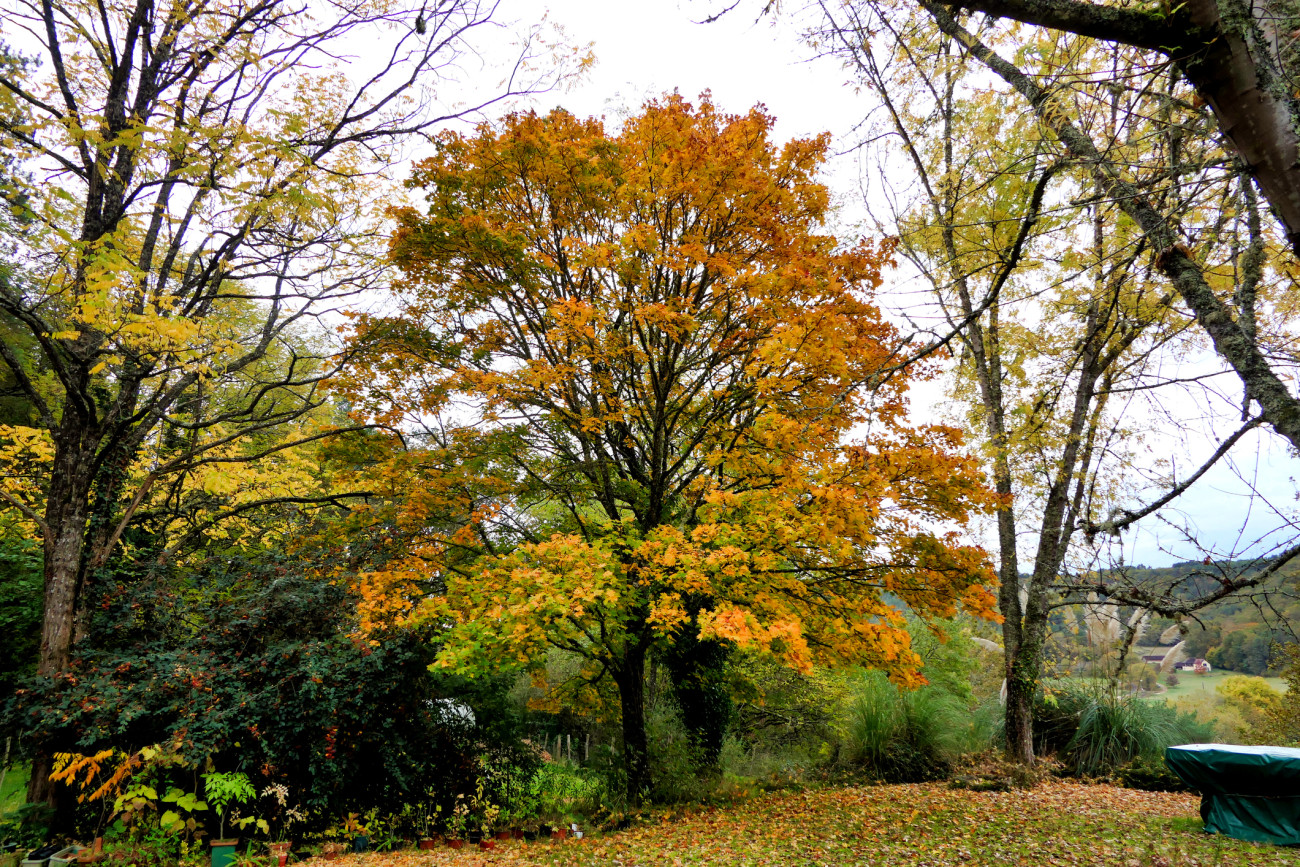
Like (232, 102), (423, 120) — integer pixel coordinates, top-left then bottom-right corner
(304, 780), (1298, 866)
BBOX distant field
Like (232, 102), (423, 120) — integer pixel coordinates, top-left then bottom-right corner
(1151, 669), (1286, 700)
(1047, 669), (1287, 702)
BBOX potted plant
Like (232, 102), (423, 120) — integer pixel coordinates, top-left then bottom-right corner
(203, 772), (257, 867)
(259, 783), (301, 867)
(480, 802), (502, 849)
(342, 813), (371, 852)
(494, 806), (514, 841)
(417, 803), (442, 849)
(446, 796), (469, 849)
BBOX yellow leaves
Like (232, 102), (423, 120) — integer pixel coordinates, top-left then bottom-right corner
(647, 592), (689, 632)
(0, 425), (54, 466)
(52, 748), (141, 804)
(0, 425), (54, 538)
(698, 608), (814, 675)
(357, 92), (1000, 706)
(200, 470), (239, 496)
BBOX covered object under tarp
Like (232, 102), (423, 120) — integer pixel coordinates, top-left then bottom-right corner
(1165, 743), (1300, 845)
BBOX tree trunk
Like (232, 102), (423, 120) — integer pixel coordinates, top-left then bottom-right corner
(1003, 657), (1036, 764)
(614, 644), (650, 804)
(28, 426), (97, 806)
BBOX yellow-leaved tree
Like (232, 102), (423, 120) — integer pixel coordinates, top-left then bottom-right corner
(0, 0), (575, 805)
(343, 95), (1000, 801)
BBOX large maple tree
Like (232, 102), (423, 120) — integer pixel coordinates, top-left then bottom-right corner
(347, 95), (999, 800)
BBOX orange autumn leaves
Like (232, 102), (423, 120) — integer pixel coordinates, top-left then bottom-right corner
(293, 782), (1271, 867)
(342, 94), (1000, 691)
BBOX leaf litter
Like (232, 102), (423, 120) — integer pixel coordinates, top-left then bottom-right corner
(303, 781), (1299, 867)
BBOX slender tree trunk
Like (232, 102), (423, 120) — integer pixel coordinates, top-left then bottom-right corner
(1003, 639), (1041, 763)
(614, 644), (650, 804)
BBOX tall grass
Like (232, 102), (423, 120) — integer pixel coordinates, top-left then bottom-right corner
(1042, 684), (1215, 776)
(841, 672), (978, 782)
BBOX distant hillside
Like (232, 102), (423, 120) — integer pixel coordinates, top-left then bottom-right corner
(1034, 557), (1299, 676)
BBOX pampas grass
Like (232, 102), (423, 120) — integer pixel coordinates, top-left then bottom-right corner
(1159, 641), (1187, 674)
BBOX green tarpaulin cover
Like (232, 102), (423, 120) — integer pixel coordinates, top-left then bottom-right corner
(1165, 743), (1300, 846)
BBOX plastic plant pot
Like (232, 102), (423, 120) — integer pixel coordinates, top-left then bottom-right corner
(210, 840), (238, 867)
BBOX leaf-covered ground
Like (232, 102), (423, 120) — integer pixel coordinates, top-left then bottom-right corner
(302, 781), (1299, 866)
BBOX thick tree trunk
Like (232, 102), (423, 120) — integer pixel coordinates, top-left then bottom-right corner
(27, 426), (97, 806)
(1003, 648), (1039, 764)
(1177, 0), (1300, 256)
(614, 644), (650, 804)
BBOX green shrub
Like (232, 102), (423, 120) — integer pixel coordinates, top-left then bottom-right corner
(716, 735), (816, 794)
(645, 698), (710, 804)
(1070, 688), (1181, 776)
(1116, 755), (1194, 793)
(0, 802), (54, 851)
(5, 556), (539, 839)
(1268, 645), (1300, 745)
(527, 762), (607, 824)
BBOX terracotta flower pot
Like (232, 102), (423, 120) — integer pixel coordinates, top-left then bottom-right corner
(447, 839), (464, 850)
(495, 830), (512, 840)
(479, 840), (496, 851)
(418, 838), (438, 850)
(550, 829), (568, 841)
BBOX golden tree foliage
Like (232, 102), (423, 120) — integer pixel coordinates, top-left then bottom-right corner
(341, 95), (1000, 795)
(0, 0), (573, 717)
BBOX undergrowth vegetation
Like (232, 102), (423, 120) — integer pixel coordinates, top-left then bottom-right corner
(2, 602), (1287, 863)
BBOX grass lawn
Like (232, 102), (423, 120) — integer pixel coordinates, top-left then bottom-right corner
(1156, 670), (1286, 701)
(301, 781), (1299, 867)
(0, 764), (27, 813)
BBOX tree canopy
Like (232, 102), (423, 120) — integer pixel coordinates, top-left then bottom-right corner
(339, 95), (1000, 799)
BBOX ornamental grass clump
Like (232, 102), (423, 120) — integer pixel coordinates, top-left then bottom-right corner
(841, 671), (973, 782)
(1046, 684), (1213, 778)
